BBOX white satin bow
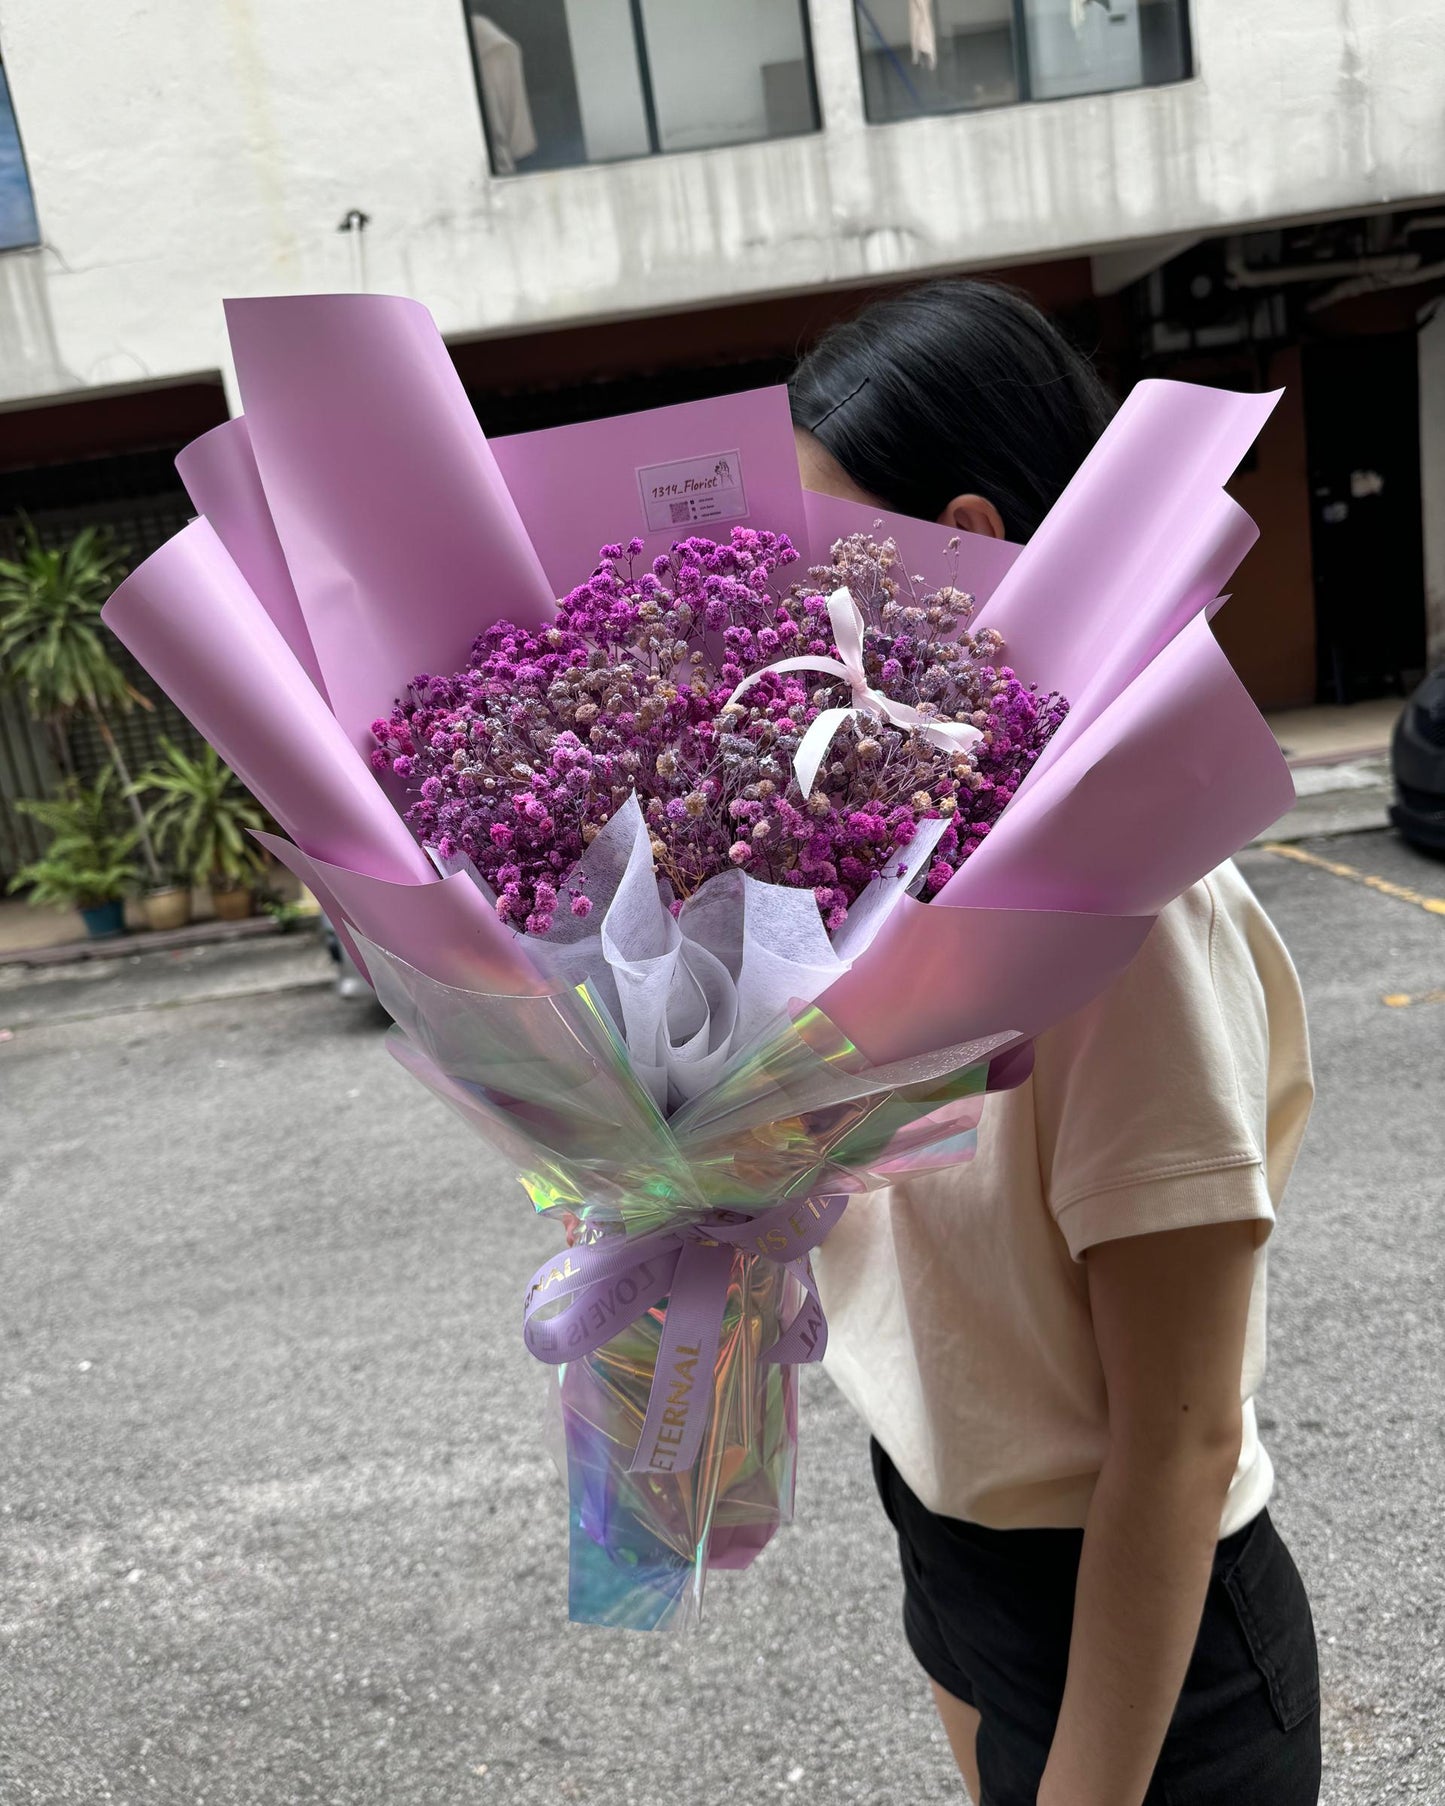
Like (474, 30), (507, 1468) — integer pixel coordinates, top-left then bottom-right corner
(727, 587), (983, 797)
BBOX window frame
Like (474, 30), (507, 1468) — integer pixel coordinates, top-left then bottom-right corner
(0, 48), (41, 253)
(463, 0), (823, 179)
(851, 0), (1195, 129)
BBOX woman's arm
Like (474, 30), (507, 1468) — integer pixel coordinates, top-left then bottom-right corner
(1037, 1219), (1259, 1806)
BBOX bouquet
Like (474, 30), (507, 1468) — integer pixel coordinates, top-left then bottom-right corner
(372, 527), (1067, 1094)
(104, 294), (1294, 1630)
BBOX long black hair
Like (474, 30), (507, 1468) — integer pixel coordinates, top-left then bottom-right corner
(789, 279), (1116, 542)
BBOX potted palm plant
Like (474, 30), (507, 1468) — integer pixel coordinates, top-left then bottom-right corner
(130, 740), (267, 919)
(8, 773), (140, 938)
(0, 520), (184, 929)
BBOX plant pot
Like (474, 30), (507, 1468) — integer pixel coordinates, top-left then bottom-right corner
(79, 900), (127, 939)
(142, 886), (192, 932)
(211, 885), (254, 921)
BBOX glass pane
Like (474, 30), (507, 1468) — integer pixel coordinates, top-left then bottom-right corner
(465, 1), (651, 173)
(0, 62), (39, 250)
(856, 0), (1019, 124)
(641, 0), (818, 154)
(1022, 0), (1143, 100)
(1023, 0), (1190, 98)
(1137, 0), (1191, 86)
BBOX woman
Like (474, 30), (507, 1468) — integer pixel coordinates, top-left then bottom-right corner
(793, 281), (1321, 1806)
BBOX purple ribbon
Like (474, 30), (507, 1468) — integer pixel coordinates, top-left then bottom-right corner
(522, 1193), (848, 1477)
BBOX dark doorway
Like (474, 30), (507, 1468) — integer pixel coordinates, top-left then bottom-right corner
(1303, 333), (1426, 704)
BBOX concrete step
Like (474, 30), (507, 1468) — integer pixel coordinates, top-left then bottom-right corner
(1254, 756), (1396, 845)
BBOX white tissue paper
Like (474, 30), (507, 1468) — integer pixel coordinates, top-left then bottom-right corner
(516, 796), (948, 1111)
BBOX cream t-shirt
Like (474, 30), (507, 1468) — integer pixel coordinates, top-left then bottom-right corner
(815, 862), (1313, 1537)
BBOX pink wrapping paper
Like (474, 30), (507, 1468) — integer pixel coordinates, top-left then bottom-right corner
(225, 295), (556, 759)
(971, 382), (1280, 768)
(105, 516), (433, 888)
(491, 387), (811, 602)
(811, 389), (1293, 1060)
(177, 419), (327, 699)
(102, 293), (1293, 1069)
(253, 831), (547, 996)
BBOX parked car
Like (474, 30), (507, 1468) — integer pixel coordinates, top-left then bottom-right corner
(1389, 666), (1445, 854)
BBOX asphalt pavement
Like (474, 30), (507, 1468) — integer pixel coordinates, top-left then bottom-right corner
(1, 830), (1442, 1805)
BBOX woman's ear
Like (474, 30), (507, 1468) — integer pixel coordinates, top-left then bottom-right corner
(937, 493), (1006, 540)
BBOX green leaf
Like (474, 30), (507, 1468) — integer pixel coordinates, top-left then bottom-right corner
(0, 519), (132, 724)
(6, 771), (142, 906)
(128, 739), (266, 887)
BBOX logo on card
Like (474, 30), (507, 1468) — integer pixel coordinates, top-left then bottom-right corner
(637, 449), (748, 535)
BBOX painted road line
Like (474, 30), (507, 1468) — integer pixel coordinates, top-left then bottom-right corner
(1259, 843), (1445, 918)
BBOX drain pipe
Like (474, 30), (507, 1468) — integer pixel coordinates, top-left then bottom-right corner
(1223, 239), (1421, 289)
(1308, 258), (1445, 313)
(338, 209), (371, 293)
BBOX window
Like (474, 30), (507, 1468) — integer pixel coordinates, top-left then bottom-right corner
(0, 49), (38, 250)
(854, 0), (1191, 124)
(463, 0), (819, 175)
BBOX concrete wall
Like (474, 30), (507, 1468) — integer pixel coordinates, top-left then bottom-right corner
(0, 0), (1443, 407)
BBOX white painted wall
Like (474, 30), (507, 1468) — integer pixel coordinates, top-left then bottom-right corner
(0, 0), (1442, 408)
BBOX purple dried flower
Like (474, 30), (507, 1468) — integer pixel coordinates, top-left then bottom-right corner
(369, 526), (1066, 935)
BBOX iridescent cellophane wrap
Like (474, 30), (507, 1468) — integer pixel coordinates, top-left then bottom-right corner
(558, 1250), (799, 1630)
(359, 932), (1016, 1630)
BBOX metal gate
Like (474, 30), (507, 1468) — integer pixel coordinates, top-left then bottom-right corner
(0, 689), (58, 877)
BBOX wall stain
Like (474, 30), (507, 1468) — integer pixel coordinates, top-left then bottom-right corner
(0, 250), (78, 402)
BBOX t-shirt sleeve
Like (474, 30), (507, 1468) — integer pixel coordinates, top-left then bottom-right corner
(1030, 868), (1311, 1261)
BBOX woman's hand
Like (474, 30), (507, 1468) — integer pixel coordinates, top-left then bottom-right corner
(1037, 1218), (1259, 1806)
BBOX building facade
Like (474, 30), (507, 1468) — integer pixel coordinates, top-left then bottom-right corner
(1, 0), (1444, 867)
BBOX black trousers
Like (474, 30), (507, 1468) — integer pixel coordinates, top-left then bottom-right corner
(872, 1442), (1322, 1806)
